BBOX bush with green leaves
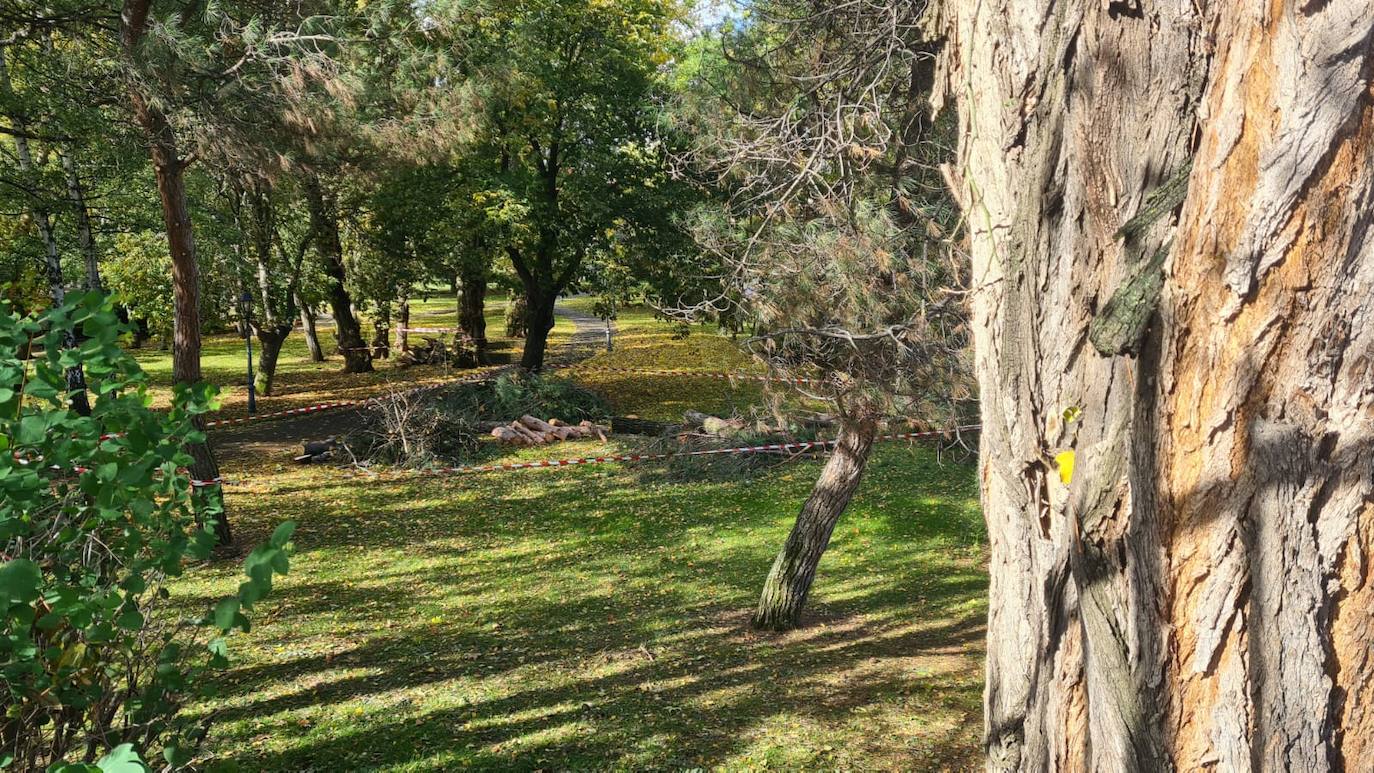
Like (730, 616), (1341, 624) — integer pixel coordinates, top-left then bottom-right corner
(0, 294), (292, 772)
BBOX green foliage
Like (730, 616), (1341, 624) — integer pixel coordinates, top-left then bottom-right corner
(477, 372), (610, 424)
(0, 294), (291, 770)
(104, 232), (176, 343)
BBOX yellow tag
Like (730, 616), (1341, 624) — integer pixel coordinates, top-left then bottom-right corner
(1054, 451), (1076, 485)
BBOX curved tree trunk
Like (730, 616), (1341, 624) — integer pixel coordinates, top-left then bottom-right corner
(753, 416), (878, 631)
(946, 1), (1374, 769)
(305, 177), (372, 374)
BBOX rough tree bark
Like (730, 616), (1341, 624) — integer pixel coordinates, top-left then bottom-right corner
(305, 176), (372, 373)
(944, 1), (1374, 769)
(752, 416), (879, 631)
(458, 265), (488, 358)
(120, 0), (229, 545)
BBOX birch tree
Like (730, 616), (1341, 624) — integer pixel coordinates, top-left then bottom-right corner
(943, 1), (1374, 768)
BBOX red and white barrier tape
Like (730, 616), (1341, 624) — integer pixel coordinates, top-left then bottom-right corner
(12, 454), (232, 488)
(383, 424), (980, 478)
(563, 365), (826, 386)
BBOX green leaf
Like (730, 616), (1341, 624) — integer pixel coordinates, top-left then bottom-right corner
(15, 415), (46, 446)
(0, 559), (42, 604)
(95, 743), (147, 772)
(269, 520), (296, 549)
(116, 608), (145, 631)
(212, 598), (241, 631)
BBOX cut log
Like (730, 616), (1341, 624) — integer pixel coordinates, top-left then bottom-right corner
(683, 410), (711, 428)
(491, 426), (527, 445)
(519, 415), (560, 434)
(507, 422), (545, 444)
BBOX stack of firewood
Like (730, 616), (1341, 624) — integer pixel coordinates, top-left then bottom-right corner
(490, 416), (609, 445)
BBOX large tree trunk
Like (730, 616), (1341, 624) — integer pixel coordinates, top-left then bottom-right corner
(305, 177), (372, 373)
(121, 0), (229, 546)
(946, 1), (1374, 769)
(518, 283), (556, 372)
(752, 416), (878, 631)
(459, 266), (488, 358)
(253, 325), (291, 397)
(296, 292), (325, 362)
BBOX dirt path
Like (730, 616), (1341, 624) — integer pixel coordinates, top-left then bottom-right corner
(212, 299), (607, 462)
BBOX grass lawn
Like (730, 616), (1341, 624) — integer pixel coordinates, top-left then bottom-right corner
(157, 300), (987, 771)
(130, 293), (575, 417)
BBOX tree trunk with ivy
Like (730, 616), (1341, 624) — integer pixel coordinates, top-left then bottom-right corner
(753, 416), (878, 631)
(945, 1), (1374, 768)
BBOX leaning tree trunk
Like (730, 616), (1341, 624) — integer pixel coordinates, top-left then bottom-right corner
(946, 1), (1374, 769)
(753, 416), (878, 631)
(459, 266), (488, 357)
(305, 178), (372, 374)
(296, 292), (325, 362)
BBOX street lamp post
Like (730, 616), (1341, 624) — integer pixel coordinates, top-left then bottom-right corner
(241, 292), (257, 415)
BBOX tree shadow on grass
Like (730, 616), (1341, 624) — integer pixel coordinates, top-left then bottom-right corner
(189, 442), (986, 770)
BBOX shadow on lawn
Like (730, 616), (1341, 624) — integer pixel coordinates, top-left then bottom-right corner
(195, 446), (986, 770)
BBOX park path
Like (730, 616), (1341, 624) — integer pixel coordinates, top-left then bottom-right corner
(212, 299), (607, 462)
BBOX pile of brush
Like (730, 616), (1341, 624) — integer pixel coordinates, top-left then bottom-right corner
(490, 416), (609, 446)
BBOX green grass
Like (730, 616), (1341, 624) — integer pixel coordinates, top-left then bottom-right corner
(130, 293), (574, 416)
(158, 301), (987, 771)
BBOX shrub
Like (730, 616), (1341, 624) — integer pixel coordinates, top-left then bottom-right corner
(0, 294), (292, 771)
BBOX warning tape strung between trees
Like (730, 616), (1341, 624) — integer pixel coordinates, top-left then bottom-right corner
(372, 425), (982, 478)
(562, 365), (827, 386)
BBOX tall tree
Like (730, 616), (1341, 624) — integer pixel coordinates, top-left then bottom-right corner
(944, 1), (1374, 768)
(119, 0), (229, 542)
(681, 0), (966, 630)
(443, 0), (682, 370)
(306, 174), (372, 373)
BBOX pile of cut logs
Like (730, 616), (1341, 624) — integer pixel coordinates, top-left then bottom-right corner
(491, 416), (609, 446)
